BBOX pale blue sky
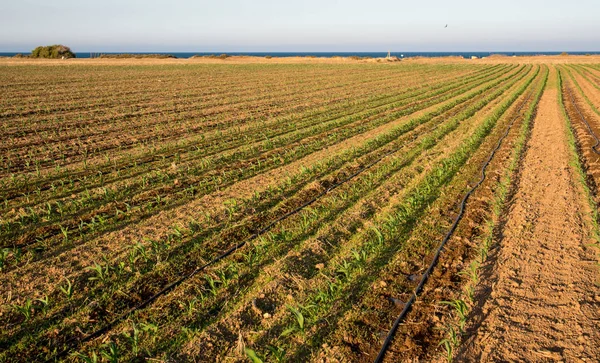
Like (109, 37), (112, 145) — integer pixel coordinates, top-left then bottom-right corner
(1, 0), (598, 52)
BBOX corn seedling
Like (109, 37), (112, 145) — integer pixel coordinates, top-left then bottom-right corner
(59, 277), (74, 300)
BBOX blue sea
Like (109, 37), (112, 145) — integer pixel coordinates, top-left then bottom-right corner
(2, 51), (600, 59)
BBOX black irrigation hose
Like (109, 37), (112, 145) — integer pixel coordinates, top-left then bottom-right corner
(565, 85), (600, 155)
(374, 81), (539, 363)
(46, 84), (481, 362)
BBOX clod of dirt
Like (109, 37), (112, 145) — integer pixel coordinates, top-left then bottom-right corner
(388, 296), (406, 308)
(408, 274), (421, 282)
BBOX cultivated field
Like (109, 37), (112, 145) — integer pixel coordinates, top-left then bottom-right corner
(0, 59), (598, 362)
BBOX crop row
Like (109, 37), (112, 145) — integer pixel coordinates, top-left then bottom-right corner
(0, 63), (539, 362)
(0, 65), (516, 260)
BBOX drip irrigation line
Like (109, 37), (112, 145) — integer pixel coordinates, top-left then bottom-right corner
(565, 85), (600, 155)
(374, 82), (539, 363)
(46, 86), (480, 362)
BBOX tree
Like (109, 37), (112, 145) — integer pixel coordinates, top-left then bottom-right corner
(30, 45), (76, 59)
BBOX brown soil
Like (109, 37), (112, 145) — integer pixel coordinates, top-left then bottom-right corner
(458, 67), (600, 362)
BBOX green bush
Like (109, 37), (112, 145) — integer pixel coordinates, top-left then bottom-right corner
(31, 45), (76, 59)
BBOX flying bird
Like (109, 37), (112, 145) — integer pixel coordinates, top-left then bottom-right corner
(445, 24), (448, 28)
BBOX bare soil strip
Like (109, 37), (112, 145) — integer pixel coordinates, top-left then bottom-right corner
(458, 67), (600, 361)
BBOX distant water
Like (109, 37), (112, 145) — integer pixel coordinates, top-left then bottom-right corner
(2, 51), (600, 59)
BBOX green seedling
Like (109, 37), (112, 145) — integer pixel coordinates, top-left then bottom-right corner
(438, 336), (454, 362)
(140, 322), (159, 343)
(441, 299), (469, 331)
(244, 348), (264, 363)
(60, 225), (69, 243)
(71, 351), (99, 363)
(205, 275), (220, 296)
(458, 260), (479, 285)
(100, 342), (120, 363)
(266, 344), (286, 362)
(281, 304), (313, 338)
(336, 260), (352, 280)
(370, 226), (385, 245)
(0, 248), (9, 271)
(36, 295), (50, 315)
(122, 323), (141, 355)
(59, 277), (74, 300)
(86, 262), (109, 282)
(11, 299), (34, 321)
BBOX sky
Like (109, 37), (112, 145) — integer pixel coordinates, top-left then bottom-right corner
(0, 0), (599, 52)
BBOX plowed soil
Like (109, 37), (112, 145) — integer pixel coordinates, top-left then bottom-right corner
(2, 58), (599, 362)
(457, 68), (600, 362)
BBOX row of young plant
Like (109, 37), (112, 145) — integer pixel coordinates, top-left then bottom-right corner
(1, 65), (436, 170)
(2, 65), (426, 145)
(433, 66), (547, 362)
(320, 66), (545, 362)
(0, 65), (498, 206)
(0, 68), (488, 218)
(56, 66), (540, 362)
(2, 66), (500, 203)
(0, 65), (532, 362)
(574, 64), (600, 86)
(0, 64), (524, 346)
(558, 66), (600, 220)
(556, 67), (600, 279)
(0, 64), (403, 120)
(0, 67), (514, 294)
(8, 65), (472, 145)
(0, 66), (515, 266)
(565, 65), (600, 114)
(0, 64), (524, 288)
(0, 65), (497, 197)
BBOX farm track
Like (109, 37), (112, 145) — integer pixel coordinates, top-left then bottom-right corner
(1, 61), (598, 363)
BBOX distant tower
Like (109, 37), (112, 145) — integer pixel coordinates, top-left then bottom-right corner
(387, 50), (391, 59)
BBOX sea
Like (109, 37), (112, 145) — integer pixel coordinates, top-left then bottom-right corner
(1, 51), (600, 59)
